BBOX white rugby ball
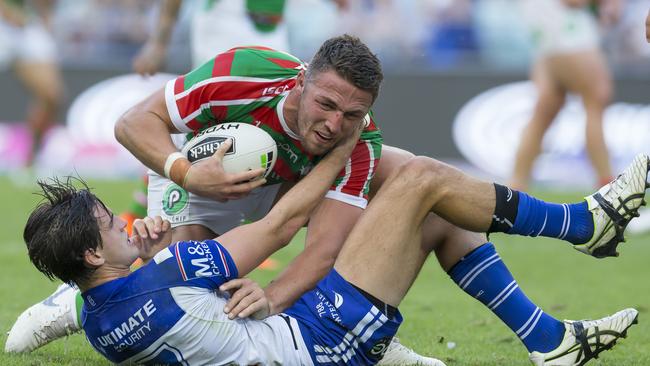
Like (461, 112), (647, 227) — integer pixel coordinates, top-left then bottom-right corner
(181, 122), (277, 178)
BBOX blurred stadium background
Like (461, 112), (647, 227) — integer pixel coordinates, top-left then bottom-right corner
(1, 0), (650, 365)
(2, 0), (649, 184)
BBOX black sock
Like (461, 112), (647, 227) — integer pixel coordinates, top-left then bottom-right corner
(489, 183), (520, 233)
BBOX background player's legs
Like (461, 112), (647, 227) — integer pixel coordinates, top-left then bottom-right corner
(509, 59), (566, 191)
(546, 49), (614, 185)
(13, 60), (63, 166)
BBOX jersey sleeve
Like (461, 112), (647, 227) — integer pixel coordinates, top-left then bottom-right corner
(325, 113), (383, 209)
(164, 47), (303, 134)
(155, 239), (239, 290)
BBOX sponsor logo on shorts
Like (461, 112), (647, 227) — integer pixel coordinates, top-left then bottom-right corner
(334, 292), (344, 309)
(315, 290), (342, 324)
(367, 336), (391, 360)
(162, 183), (188, 216)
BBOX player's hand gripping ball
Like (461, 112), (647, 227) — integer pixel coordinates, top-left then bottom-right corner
(181, 122), (277, 179)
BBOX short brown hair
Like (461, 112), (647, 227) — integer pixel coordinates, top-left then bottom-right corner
(307, 34), (383, 102)
(24, 177), (108, 285)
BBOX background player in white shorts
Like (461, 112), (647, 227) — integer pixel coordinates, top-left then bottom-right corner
(0, 0), (63, 166)
(511, 0), (621, 190)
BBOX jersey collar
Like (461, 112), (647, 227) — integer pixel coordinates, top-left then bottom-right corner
(276, 92), (301, 141)
(81, 276), (128, 312)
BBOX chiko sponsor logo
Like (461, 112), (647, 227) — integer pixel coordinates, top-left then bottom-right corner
(186, 136), (235, 163)
(95, 299), (157, 352)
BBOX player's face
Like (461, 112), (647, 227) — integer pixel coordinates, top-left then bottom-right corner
(296, 70), (373, 155)
(95, 206), (139, 268)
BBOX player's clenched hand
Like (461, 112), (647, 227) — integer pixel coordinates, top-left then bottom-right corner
(183, 139), (267, 202)
(329, 117), (365, 160)
(131, 216), (172, 261)
(220, 278), (271, 320)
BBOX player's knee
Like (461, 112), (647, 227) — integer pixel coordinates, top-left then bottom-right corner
(585, 83), (612, 108)
(536, 91), (565, 119)
(397, 156), (449, 193)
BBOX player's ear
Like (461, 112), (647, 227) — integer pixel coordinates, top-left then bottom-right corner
(83, 248), (104, 268)
(295, 70), (305, 91)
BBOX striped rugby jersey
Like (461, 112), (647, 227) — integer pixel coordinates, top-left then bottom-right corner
(164, 46), (383, 208)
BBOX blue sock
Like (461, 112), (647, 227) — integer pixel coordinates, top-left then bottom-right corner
(510, 193), (594, 244)
(449, 243), (565, 353)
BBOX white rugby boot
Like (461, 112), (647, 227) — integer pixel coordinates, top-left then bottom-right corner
(575, 154), (650, 258)
(377, 337), (446, 366)
(529, 308), (638, 366)
(5, 283), (81, 353)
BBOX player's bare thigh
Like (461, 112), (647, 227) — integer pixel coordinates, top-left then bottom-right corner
(544, 49), (612, 103)
(373, 145), (485, 269)
(172, 224), (216, 242)
(13, 60), (63, 107)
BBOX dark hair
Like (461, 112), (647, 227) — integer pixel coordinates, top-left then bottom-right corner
(307, 34), (383, 102)
(24, 177), (109, 285)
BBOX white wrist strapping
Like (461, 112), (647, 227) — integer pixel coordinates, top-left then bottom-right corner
(163, 152), (185, 179)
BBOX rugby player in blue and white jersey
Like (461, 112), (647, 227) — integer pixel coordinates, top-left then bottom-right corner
(22, 128), (647, 365)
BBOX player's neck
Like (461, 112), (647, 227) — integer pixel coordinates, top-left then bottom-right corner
(81, 265), (130, 292)
(283, 89), (299, 132)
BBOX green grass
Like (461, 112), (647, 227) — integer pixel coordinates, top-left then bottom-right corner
(0, 176), (649, 365)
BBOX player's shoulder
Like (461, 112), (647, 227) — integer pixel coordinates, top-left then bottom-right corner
(225, 46), (306, 78)
(168, 240), (236, 282)
(360, 112), (382, 144)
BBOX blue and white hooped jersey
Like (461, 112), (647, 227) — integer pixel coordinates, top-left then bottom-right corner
(80, 240), (311, 365)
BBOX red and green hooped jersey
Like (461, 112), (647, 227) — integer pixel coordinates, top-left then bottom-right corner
(164, 46), (383, 209)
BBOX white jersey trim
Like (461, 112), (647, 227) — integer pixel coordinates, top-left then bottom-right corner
(153, 248), (173, 264)
(276, 92), (301, 140)
(325, 191), (368, 209)
(165, 79), (191, 133)
(360, 141), (377, 198)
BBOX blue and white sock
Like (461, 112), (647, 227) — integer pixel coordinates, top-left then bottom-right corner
(489, 184), (594, 244)
(449, 243), (565, 352)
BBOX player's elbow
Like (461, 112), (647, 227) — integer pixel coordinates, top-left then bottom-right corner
(277, 216), (305, 246)
(114, 109), (135, 147)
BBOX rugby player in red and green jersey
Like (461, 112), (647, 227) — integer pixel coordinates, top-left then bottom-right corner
(11, 34), (649, 366)
(164, 43), (382, 198)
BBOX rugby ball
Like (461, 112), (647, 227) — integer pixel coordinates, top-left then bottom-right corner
(181, 122), (277, 178)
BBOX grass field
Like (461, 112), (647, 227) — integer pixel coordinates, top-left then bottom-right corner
(0, 176), (649, 365)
